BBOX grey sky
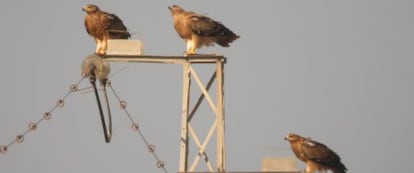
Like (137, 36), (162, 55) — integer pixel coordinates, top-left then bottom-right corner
(0, 1), (413, 173)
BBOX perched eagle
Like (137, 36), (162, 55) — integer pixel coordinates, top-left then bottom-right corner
(82, 4), (130, 56)
(168, 5), (240, 55)
(285, 133), (347, 173)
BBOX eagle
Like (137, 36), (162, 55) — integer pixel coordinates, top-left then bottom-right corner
(168, 5), (240, 55)
(285, 133), (347, 173)
(82, 4), (130, 56)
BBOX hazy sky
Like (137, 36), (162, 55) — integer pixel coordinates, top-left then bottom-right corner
(0, 1), (413, 173)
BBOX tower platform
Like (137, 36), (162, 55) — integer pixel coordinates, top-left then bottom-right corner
(102, 54), (226, 64)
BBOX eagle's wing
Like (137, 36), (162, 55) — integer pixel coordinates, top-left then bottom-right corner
(189, 15), (221, 36)
(301, 139), (340, 162)
(100, 12), (130, 39)
(189, 14), (239, 47)
(301, 139), (347, 173)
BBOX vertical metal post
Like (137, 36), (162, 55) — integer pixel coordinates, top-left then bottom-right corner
(216, 59), (225, 172)
(179, 61), (190, 172)
(178, 57), (226, 173)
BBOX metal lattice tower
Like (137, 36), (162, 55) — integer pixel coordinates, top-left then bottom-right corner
(102, 53), (226, 173)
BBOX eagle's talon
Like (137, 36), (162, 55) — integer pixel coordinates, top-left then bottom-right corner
(95, 52), (105, 57)
(183, 51), (196, 56)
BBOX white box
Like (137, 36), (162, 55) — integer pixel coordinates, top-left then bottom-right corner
(106, 39), (143, 56)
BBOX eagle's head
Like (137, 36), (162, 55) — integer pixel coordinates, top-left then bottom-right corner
(284, 133), (302, 142)
(82, 4), (100, 14)
(168, 5), (185, 15)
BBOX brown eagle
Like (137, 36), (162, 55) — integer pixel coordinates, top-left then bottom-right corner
(168, 5), (240, 55)
(285, 133), (347, 173)
(82, 4), (130, 56)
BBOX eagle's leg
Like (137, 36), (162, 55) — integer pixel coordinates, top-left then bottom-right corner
(184, 40), (196, 55)
(95, 38), (101, 55)
(98, 36), (108, 56)
(189, 36), (200, 55)
(305, 163), (316, 173)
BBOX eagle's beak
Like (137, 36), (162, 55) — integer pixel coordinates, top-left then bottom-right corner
(168, 6), (172, 11)
(82, 5), (89, 12)
(284, 135), (291, 141)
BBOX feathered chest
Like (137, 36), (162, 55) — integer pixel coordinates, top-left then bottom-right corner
(173, 15), (193, 39)
(84, 14), (107, 38)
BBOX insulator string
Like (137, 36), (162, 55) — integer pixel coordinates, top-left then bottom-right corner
(107, 81), (168, 173)
(1, 75), (167, 173)
(0, 75), (86, 154)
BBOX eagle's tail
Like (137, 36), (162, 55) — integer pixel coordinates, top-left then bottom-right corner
(331, 161), (348, 173)
(215, 24), (240, 47)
